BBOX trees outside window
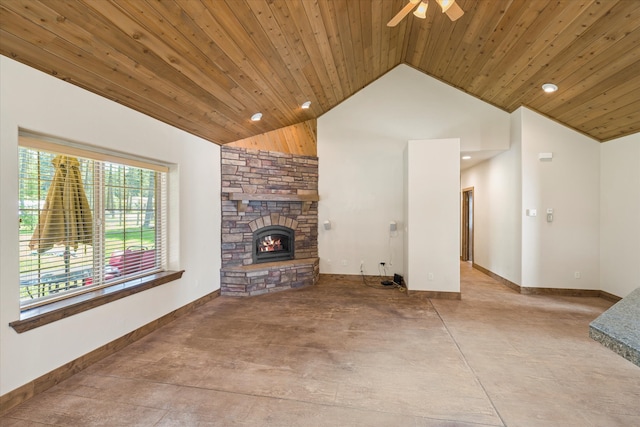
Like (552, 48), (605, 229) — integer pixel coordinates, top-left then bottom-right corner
(18, 137), (167, 310)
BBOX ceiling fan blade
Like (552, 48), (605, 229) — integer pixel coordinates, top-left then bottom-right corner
(444, 2), (464, 21)
(387, 0), (421, 27)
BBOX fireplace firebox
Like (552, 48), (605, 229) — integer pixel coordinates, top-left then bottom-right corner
(253, 226), (294, 264)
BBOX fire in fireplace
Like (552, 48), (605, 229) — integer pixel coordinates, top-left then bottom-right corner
(259, 235), (283, 252)
(253, 225), (294, 264)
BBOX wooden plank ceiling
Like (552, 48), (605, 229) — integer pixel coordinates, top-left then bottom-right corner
(1, 0), (638, 145)
(228, 119), (317, 156)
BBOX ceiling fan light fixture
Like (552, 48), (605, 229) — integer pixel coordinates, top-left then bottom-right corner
(437, 0), (464, 21)
(436, 0), (453, 13)
(542, 83), (558, 93)
(250, 112), (262, 121)
(301, 101), (311, 109)
(413, 1), (428, 19)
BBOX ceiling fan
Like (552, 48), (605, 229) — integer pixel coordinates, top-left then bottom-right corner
(387, 0), (464, 27)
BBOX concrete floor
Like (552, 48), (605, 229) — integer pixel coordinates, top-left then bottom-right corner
(2, 262), (639, 426)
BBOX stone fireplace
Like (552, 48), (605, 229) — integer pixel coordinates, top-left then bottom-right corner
(220, 146), (319, 296)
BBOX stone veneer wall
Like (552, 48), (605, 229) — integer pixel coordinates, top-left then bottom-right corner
(220, 146), (319, 295)
(220, 258), (320, 297)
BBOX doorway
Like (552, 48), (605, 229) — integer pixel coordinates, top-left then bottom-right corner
(461, 187), (474, 262)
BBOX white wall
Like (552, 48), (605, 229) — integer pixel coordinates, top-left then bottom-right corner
(406, 139), (460, 293)
(600, 134), (640, 298)
(317, 135), (405, 275)
(318, 64), (510, 275)
(460, 110), (522, 284)
(0, 56), (221, 395)
(520, 108), (600, 289)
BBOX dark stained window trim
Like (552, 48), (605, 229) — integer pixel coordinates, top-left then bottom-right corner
(10, 270), (184, 333)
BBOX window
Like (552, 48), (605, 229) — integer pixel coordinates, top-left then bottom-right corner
(19, 133), (168, 311)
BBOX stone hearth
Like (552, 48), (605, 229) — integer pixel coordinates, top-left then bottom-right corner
(221, 258), (319, 297)
(220, 146), (319, 296)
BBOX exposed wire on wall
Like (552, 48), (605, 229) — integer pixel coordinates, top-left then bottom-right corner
(361, 264), (405, 293)
(378, 262), (388, 277)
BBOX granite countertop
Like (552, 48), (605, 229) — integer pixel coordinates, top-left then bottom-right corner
(589, 287), (640, 367)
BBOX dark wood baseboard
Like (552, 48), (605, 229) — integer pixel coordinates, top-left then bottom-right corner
(407, 290), (462, 300)
(319, 273), (391, 281)
(472, 263), (622, 302)
(520, 287), (601, 297)
(0, 289), (220, 416)
(598, 290), (623, 303)
(472, 263), (521, 293)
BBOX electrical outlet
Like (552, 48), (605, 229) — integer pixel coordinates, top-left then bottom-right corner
(428, 272), (434, 281)
(574, 271), (581, 279)
(341, 260), (347, 266)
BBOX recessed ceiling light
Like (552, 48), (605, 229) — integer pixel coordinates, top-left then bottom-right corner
(250, 112), (262, 121)
(542, 83), (558, 93)
(462, 156), (471, 160)
(301, 101), (311, 109)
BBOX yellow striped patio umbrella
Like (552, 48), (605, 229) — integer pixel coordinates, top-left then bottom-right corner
(29, 156), (93, 270)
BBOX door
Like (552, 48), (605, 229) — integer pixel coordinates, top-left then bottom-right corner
(461, 187), (474, 262)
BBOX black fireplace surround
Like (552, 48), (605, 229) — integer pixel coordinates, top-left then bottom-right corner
(253, 226), (295, 264)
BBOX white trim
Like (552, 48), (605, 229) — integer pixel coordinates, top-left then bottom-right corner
(19, 130), (170, 173)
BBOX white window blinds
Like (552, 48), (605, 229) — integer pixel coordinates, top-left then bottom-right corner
(19, 133), (168, 310)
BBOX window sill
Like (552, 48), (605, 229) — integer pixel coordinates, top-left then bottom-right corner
(10, 270), (184, 333)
